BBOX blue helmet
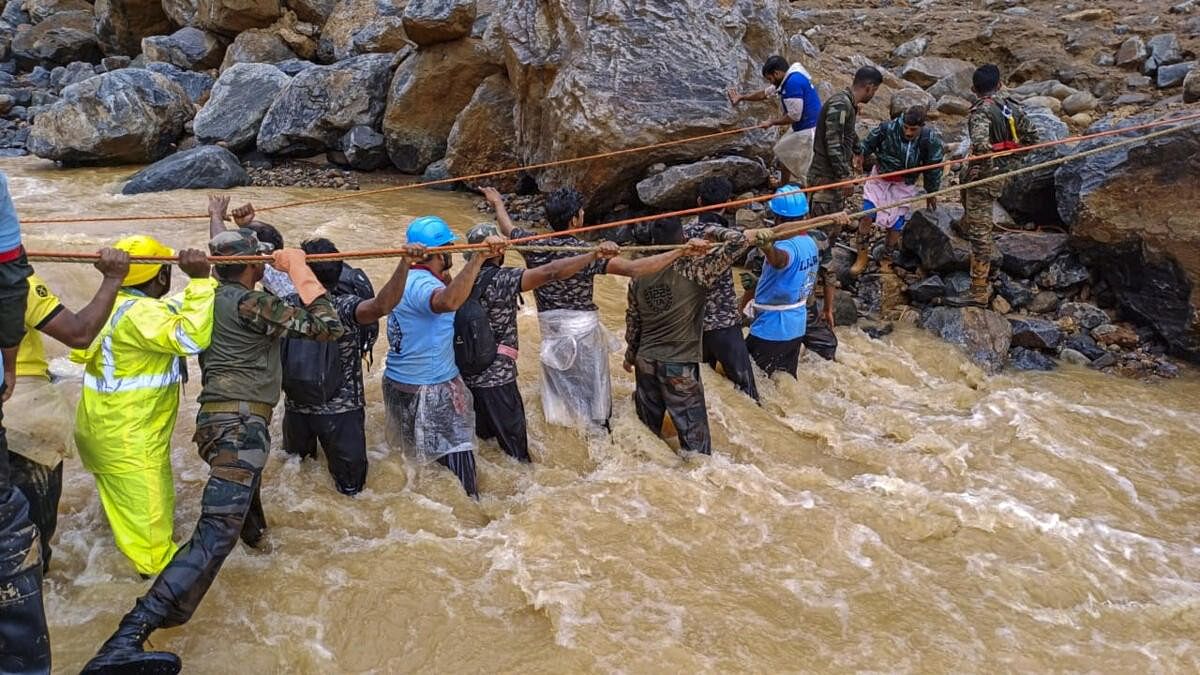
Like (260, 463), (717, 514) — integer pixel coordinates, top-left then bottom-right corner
(406, 216), (459, 247)
(769, 185), (809, 219)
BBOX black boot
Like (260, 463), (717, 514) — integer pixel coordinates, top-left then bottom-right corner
(81, 611), (180, 675)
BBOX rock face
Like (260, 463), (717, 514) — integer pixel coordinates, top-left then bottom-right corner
(995, 231), (1068, 277)
(636, 157), (768, 210)
(899, 56), (973, 88)
(141, 27), (226, 70)
(12, 11), (102, 68)
(194, 62), (290, 149)
(495, 0), (779, 211)
(257, 53), (392, 156)
(195, 0), (281, 35)
(921, 307), (1012, 373)
(1056, 112), (1200, 360)
(220, 28), (297, 70)
(122, 144), (248, 193)
(28, 69), (191, 164)
(94, 0), (173, 56)
(443, 72), (519, 189)
(382, 39), (499, 173)
(402, 0), (475, 46)
(999, 105), (1069, 224)
(318, 0), (407, 62)
(901, 204), (970, 273)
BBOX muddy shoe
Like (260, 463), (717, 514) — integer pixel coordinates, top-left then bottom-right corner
(82, 613), (180, 675)
(849, 246), (870, 277)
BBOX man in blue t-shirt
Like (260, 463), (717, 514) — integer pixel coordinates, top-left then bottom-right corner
(729, 54), (823, 186)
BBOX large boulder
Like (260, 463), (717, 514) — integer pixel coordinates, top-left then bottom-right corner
(122, 144), (248, 194)
(162, 0), (197, 27)
(995, 231), (1068, 278)
(1142, 33), (1183, 75)
(636, 157), (768, 210)
(999, 105), (1069, 224)
(194, 62), (290, 149)
(327, 125), (387, 170)
(141, 26), (226, 70)
(402, 0), (474, 46)
(12, 11), (101, 68)
(28, 69), (191, 164)
(443, 72), (519, 189)
(382, 39), (500, 173)
(257, 53), (393, 156)
(220, 28), (297, 70)
(1056, 112), (1200, 361)
(495, 0), (779, 212)
(25, 0), (93, 24)
(921, 307), (1012, 373)
(287, 0), (334, 25)
(195, 0), (280, 35)
(899, 56), (974, 88)
(318, 0), (406, 62)
(900, 204), (970, 273)
(889, 88), (935, 118)
(93, 0), (172, 55)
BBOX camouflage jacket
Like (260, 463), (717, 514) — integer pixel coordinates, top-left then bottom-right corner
(808, 89), (860, 193)
(511, 225), (609, 312)
(861, 117), (945, 192)
(966, 92), (1040, 177)
(683, 213), (744, 332)
(462, 265), (526, 389)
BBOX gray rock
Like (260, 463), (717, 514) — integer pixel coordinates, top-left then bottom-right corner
(274, 59), (316, 76)
(194, 62), (290, 150)
(1058, 347), (1091, 366)
(1057, 301), (1109, 330)
(1186, 66), (1200, 103)
(926, 67), (976, 101)
(995, 272), (1035, 308)
(258, 53), (393, 157)
(1114, 93), (1151, 105)
(1115, 36), (1147, 68)
(1, 0), (31, 25)
(995, 232), (1068, 278)
(921, 306), (1012, 373)
(27, 69), (191, 165)
(1027, 290), (1061, 314)
(122, 144), (248, 194)
(901, 204), (970, 273)
(1061, 91), (1097, 115)
(889, 88), (935, 118)
(143, 62), (214, 103)
(328, 125), (387, 170)
(892, 36), (928, 60)
(1009, 316), (1063, 350)
(162, 0), (197, 27)
(1090, 352), (1118, 369)
(421, 157), (455, 191)
(999, 106), (1069, 224)
(1125, 74), (1152, 88)
(787, 33), (819, 61)
(288, 0), (334, 24)
(1036, 255), (1090, 289)
(1143, 33), (1183, 75)
(51, 61), (98, 91)
(935, 94), (971, 116)
(1157, 61), (1196, 88)
(1064, 332), (1107, 360)
(141, 27), (225, 71)
(11, 11), (101, 68)
(318, 0), (406, 62)
(636, 157), (768, 209)
(900, 56), (973, 88)
(1010, 346), (1057, 371)
(402, 0), (476, 46)
(906, 275), (945, 304)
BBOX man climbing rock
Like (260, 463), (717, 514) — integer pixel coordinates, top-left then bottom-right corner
(807, 66), (884, 218)
(729, 54), (823, 185)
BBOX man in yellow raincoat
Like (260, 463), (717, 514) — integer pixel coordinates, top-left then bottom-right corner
(72, 236), (215, 577)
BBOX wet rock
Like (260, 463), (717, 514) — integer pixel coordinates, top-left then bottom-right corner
(1156, 61), (1196, 88)
(12, 11), (101, 68)
(1090, 351), (1118, 369)
(1115, 36), (1147, 68)
(421, 157), (455, 190)
(1010, 346), (1057, 371)
(143, 62), (213, 103)
(1057, 301), (1109, 330)
(892, 36), (928, 60)
(1063, 332), (1107, 360)
(1186, 66), (1200, 103)
(935, 94), (971, 116)
(402, 0), (475, 46)
(257, 53), (392, 156)
(995, 272), (1035, 309)
(383, 39), (499, 173)
(1093, 323), (1140, 349)
(94, 0), (173, 56)
(900, 204), (969, 273)
(637, 157), (768, 210)
(921, 306), (1012, 373)
(122, 144), (248, 194)
(443, 72), (518, 189)
(1142, 33), (1183, 75)
(889, 88), (935, 118)
(219, 28), (297, 71)
(1009, 316), (1062, 350)
(196, 0), (281, 35)
(899, 56), (973, 88)
(318, 0), (406, 62)
(1036, 255), (1089, 290)
(141, 27), (225, 70)
(995, 231), (1068, 278)
(162, 0), (197, 27)
(194, 62), (289, 150)
(327, 124), (387, 170)
(1059, 347), (1091, 366)
(906, 275), (945, 304)
(28, 69), (191, 165)
(1027, 290), (1061, 314)
(1060, 91), (1097, 115)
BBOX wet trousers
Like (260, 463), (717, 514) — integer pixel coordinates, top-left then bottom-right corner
(382, 380), (479, 497)
(283, 408), (368, 496)
(470, 382), (531, 462)
(633, 358), (712, 455)
(8, 454), (61, 574)
(131, 410), (269, 628)
(802, 312), (838, 361)
(746, 335), (803, 378)
(960, 179), (1004, 263)
(93, 461), (177, 577)
(701, 326), (759, 401)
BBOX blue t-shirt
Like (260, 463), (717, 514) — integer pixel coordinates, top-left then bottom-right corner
(0, 172), (21, 252)
(750, 235), (819, 342)
(780, 68), (822, 132)
(384, 270), (459, 385)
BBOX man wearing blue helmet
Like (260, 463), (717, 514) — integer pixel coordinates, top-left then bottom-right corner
(382, 215), (507, 497)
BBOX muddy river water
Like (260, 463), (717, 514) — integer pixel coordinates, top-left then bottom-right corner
(5, 157), (1200, 672)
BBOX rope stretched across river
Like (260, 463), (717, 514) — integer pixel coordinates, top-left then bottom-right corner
(21, 112), (1199, 263)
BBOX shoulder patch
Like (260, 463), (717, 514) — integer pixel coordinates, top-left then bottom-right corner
(35, 284), (49, 298)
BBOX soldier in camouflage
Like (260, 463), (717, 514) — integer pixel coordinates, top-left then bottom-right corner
(807, 66), (883, 218)
(955, 64), (1040, 307)
(84, 229), (346, 675)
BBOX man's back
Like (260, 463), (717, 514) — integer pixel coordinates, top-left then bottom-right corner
(463, 265), (525, 389)
(629, 266), (709, 364)
(283, 291), (365, 415)
(510, 226), (608, 312)
(751, 236), (820, 342)
(386, 269), (457, 385)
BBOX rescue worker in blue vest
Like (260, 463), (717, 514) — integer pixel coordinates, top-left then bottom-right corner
(729, 54), (822, 185)
(82, 229), (346, 674)
(72, 236), (216, 579)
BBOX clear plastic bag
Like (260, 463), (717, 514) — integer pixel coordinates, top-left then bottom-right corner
(383, 377), (476, 463)
(537, 310), (616, 428)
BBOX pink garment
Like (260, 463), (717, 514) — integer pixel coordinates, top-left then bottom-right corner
(862, 169), (920, 230)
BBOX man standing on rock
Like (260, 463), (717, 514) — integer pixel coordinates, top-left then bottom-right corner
(807, 65), (883, 218)
(729, 54), (823, 185)
(954, 64), (1039, 307)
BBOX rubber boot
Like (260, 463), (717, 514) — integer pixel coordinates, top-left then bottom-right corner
(849, 230), (871, 277)
(81, 610), (180, 675)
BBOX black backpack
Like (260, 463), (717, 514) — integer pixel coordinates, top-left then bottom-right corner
(336, 263), (378, 368)
(281, 336), (345, 405)
(453, 266), (500, 376)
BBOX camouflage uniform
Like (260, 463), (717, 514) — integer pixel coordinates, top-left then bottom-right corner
(808, 88), (860, 216)
(961, 91), (1039, 301)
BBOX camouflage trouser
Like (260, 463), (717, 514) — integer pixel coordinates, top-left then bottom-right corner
(633, 358), (712, 455)
(134, 410), (270, 628)
(959, 179), (1005, 264)
(809, 192), (847, 220)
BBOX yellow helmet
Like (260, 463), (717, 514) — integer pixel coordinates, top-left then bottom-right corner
(113, 235), (175, 286)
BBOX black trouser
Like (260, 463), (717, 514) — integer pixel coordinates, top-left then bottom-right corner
(9, 454), (62, 573)
(633, 358), (712, 455)
(701, 325), (759, 401)
(470, 382), (530, 462)
(802, 311), (838, 361)
(746, 335), (803, 378)
(283, 408), (368, 495)
(381, 380), (478, 497)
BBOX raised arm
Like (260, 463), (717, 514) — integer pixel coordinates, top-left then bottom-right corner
(430, 236), (507, 313)
(481, 187), (517, 238)
(39, 248), (129, 348)
(208, 195), (230, 238)
(606, 247), (686, 278)
(355, 245), (425, 324)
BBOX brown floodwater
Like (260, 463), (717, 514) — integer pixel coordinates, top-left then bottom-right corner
(5, 156), (1200, 673)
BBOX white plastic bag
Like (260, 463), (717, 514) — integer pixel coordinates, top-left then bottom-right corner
(384, 377), (476, 463)
(538, 309), (615, 428)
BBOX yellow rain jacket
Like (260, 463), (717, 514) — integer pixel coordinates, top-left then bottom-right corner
(71, 277), (217, 574)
